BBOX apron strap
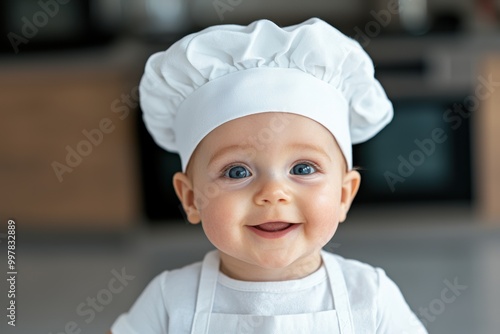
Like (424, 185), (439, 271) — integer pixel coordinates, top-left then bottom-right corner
(190, 250), (220, 334)
(322, 250), (355, 334)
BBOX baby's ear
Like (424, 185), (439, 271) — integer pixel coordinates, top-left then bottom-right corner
(339, 169), (361, 223)
(173, 172), (201, 224)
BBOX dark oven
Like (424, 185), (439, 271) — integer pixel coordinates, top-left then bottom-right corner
(353, 37), (473, 205)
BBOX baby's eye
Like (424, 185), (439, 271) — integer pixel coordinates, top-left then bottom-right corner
(290, 163), (317, 175)
(224, 165), (252, 179)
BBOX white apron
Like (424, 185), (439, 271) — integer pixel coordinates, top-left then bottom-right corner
(190, 251), (354, 334)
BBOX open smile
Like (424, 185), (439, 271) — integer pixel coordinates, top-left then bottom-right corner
(247, 222), (300, 239)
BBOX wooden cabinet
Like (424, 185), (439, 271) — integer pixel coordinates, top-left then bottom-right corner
(0, 61), (140, 229)
(476, 55), (500, 224)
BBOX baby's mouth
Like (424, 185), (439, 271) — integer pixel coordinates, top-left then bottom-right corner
(253, 222), (293, 232)
(248, 221), (300, 239)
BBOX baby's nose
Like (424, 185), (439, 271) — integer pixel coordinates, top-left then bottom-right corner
(253, 176), (291, 206)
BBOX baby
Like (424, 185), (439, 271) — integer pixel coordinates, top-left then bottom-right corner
(110, 18), (427, 333)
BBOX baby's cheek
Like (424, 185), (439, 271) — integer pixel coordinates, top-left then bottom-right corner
(199, 196), (237, 232)
(305, 188), (341, 234)
(200, 209), (228, 246)
(199, 199), (243, 253)
(309, 185), (340, 214)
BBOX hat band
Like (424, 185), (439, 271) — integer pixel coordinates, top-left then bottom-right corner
(175, 67), (351, 171)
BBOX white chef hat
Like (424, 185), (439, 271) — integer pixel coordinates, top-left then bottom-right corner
(140, 17), (393, 171)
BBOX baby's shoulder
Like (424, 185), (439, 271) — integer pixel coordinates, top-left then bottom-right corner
(156, 259), (203, 288)
(328, 252), (381, 280)
(151, 258), (204, 309)
(323, 251), (386, 299)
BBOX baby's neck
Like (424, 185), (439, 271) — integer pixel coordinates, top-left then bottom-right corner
(218, 252), (322, 282)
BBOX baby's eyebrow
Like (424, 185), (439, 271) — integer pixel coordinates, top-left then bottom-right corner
(208, 144), (254, 166)
(208, 142), (332, 166)
(287, 143), (332, 162)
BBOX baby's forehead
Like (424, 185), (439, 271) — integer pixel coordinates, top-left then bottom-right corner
(200, 112), (333, 141)
(194, 112), (344, 158)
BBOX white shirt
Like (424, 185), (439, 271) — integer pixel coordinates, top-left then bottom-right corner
(111, 251), (427, 333)
(214, 263), (333, 315)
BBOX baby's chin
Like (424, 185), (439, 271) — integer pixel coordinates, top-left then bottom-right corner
(220, 249), (323, 281)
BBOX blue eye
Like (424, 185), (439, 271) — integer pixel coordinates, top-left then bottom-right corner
(224, 165), (251, 179)
(290, 163), (316, 175)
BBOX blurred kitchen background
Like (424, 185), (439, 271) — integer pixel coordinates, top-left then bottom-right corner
(1, 0), (500, 333)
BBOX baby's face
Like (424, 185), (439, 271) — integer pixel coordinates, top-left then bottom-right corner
(174, 112), (360, 281)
